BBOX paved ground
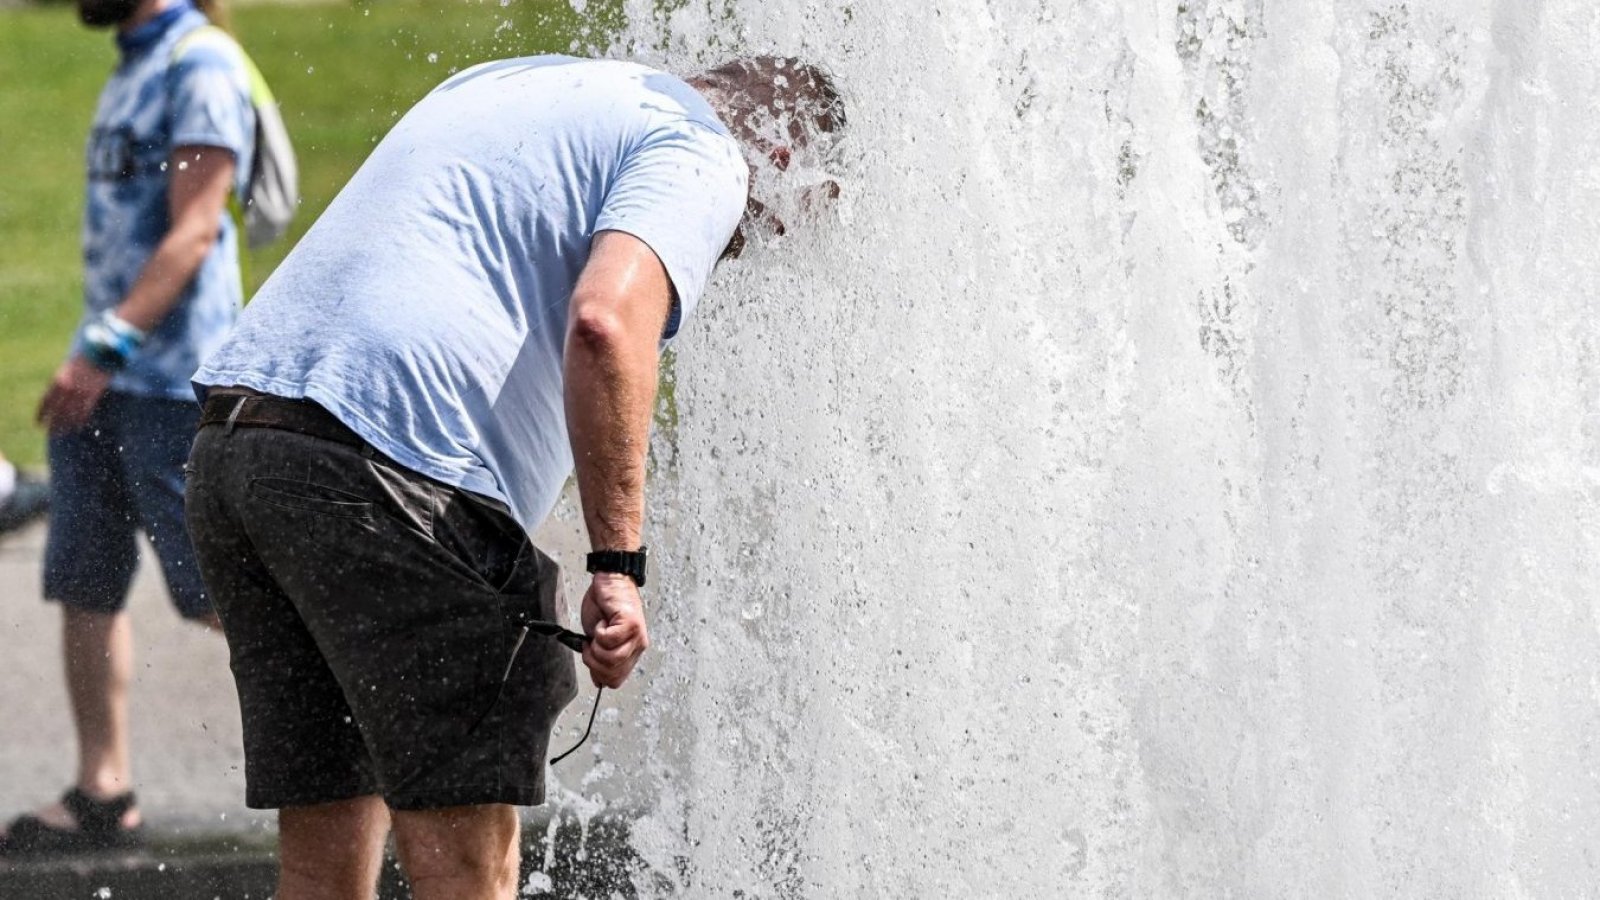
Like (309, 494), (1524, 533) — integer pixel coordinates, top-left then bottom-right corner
(0, 484), (614, 835)
(0, 807), (648, 898)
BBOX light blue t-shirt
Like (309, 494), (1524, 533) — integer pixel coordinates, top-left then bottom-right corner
(195, 56), (748, 530)
(81, 0), (255, 399)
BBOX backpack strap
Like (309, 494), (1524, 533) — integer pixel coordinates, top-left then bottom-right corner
(169, 22), (298, 251)
(168, 24), (255, 255)
(170, 23), (273, 107)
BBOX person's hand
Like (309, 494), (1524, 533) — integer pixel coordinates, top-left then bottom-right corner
(579, 572), (650, 688)
(36, 356), (112, 435)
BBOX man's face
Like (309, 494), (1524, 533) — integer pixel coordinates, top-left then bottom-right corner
(701, 60), (846, 260)
(721, 148), (787, 261)
(77, 0), (141, 28)
(720, 139), (841, 261)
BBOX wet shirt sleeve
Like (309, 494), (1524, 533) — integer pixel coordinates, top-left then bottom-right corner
(594, 122), (748, 338)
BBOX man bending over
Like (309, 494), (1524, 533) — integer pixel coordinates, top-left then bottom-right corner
(184, 54), (843, 899)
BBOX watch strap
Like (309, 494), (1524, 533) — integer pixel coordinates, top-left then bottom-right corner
(586, 546), (647, 587)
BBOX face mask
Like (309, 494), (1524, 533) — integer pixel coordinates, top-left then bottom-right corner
(77, 0), (141, 28)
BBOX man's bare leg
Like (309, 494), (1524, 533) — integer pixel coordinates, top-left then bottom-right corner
(0, 608), (156, 840)
(64, 607), (138, 813)
(0, 608), (139, 839)
(392, 804), (520, 900)
(277, 796), (391, 900)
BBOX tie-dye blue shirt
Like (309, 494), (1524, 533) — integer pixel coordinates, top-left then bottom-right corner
(78, 1), (254, 399)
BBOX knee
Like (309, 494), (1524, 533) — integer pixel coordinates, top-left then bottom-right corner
(399, 842), (513, 888)
(278, 851), (373, 900)
(278, 851), (364, 898)
(277, 796), (389, 891)
(393, 805), (519, 890)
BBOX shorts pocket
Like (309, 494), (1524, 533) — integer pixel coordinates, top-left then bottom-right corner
(495, 542), (562, 626)
(249, 477), (375, 519)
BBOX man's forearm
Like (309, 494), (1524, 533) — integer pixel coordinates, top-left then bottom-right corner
(108, 145), (235, 336)
(111, 220), (220, 333)
(563, 229), (674, 552)
(564, 313), (661, 550)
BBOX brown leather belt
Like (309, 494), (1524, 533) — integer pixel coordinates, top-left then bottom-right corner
(199, 392), (365, 449)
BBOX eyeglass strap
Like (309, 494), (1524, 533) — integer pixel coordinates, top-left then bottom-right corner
(550, 687), (603, 766)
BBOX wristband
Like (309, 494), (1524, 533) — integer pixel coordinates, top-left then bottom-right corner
(81, 310), (147, 373)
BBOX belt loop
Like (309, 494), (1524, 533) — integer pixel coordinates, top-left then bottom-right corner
(225, 396), (248, 435)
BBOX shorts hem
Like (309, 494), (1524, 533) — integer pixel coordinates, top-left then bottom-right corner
(43, 592), (128, 615)
(246, 783), (379, 811)
(383, 783), (546, 811)
(44, 590), (211, 620)
(173, 599), (217, 621)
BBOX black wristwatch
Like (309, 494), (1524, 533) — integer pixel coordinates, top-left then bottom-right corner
(586, 546), (647, 587)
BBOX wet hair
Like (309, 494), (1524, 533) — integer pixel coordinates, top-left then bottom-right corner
(691, 56), (847, 147)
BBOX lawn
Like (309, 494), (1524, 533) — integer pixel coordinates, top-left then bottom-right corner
(0, 0), (619, 466)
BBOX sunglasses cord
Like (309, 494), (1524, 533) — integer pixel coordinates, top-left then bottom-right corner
(550, 686), (603, 765)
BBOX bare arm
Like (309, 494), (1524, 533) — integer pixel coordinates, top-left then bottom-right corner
(38, 144), (236, 434)
(564, 229), (673, 687)
(565, 229), (673, 549)
(116, 144), (237, 331)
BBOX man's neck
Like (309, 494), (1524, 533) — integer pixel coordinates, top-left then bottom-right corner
(118, 0), (175, 35)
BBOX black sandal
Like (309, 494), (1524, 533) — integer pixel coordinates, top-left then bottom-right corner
(0, 788), (143, 857)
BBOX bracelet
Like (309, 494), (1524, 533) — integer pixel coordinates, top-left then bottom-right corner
(81, 310), (147, 373)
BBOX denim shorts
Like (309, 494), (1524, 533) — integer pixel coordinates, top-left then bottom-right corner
(184, 398), (577, 810)
(44, 391), (211, 619)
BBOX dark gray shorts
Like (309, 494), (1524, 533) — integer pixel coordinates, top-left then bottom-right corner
(184, 398), (577, 810)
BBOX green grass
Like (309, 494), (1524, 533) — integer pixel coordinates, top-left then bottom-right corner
(0, 0), (617, 466)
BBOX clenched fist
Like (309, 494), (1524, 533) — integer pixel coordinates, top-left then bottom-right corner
(579, 572), (649, 688)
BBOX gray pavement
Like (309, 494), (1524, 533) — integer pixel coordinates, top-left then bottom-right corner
(0, 484), (610, 834)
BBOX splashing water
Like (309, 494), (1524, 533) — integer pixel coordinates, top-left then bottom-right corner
(560, 1), (1600, 895)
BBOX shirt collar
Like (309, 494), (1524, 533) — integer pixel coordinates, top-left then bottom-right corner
(115, 0), (198, 59)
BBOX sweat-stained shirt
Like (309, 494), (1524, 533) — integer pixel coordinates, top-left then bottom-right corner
(81, 0), (255, 399)
(193, 56), (749, 531)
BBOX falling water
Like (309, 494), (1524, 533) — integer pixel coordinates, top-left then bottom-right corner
(559, 1), (1600, 895)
